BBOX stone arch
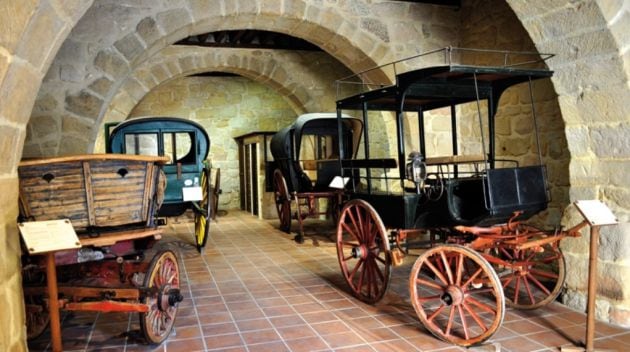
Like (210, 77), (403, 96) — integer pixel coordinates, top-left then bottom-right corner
(98, 46), (352, 137)
(31, 0), (419, 158)
(506, 0), (630, 324)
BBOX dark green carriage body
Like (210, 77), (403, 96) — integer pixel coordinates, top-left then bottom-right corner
(108, 117), (210, 217)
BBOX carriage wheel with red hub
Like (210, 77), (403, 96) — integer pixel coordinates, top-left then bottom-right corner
(140, 250), (183, 344)
(495, 243), (566, 309)
(410, 245), (504, 347)
(336, 199), (391, 304)
(273, 169), (291, 233)
(194, 167), (212, 252)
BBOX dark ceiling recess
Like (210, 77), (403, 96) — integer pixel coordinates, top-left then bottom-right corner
(175, 30), (321, 51)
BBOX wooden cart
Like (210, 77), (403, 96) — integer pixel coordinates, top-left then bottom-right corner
(334, 48), (586, 346)
(19, 154), (182, 345)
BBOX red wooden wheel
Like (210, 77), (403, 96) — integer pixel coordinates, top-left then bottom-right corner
(409, 245), (504, 347)
(140, 250), (182, 344)
(336, 199), (391, 304)
(273, 169), (291, 233)
(495, 243), (566, 309)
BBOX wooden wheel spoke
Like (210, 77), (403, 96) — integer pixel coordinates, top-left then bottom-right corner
(427, 304), (446, 322)
(465, 296), (498, 315)
(369, 257), (386, 285)
(462, 267), (483, 289)
(415, 294), (442, 303)
(462, 302), (488, 332)
(529, 268), (559, 280)
(523, 275), (536, 305)
(455, 253), (464, 286)
(440, 252), (454, 285)
(415, 276), (447, 290)
(341, 222), (360, 241)
(445, 306), (455, 336)
(502, 275), (515, 289)
(526, 273), (552, 296)
(354, 207), (365, 242)
(374, 253), (387, 265)
(499, 247), (514, 260)
(424, 259), (449, 287)
(348, 258), (364, 281)
(457, 305), (470, 340)
(513, 277), (521, 304)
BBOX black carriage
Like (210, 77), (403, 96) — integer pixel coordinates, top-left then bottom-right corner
(269, 113), (362, 242)
(334, 48), (585, 346)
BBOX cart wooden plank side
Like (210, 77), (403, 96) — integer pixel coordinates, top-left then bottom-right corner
(19, 154), (183, 345)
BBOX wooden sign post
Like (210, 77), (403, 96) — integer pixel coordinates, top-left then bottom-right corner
(565, 200), (618, 352)
(18, 219), (81, 352)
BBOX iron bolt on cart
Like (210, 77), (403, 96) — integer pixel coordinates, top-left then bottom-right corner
(334, 47), (586, 346)
(269, 113), (362, 243)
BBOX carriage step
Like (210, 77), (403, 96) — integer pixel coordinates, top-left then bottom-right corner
(391, 248), (405, 267)
(155, 217), (167, 226)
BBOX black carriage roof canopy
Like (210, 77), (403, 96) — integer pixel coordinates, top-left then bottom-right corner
(335, 47), (554, 112)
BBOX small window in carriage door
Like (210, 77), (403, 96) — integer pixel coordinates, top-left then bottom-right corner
(163, 132), (195, 165)
(124, 133), (159, 156)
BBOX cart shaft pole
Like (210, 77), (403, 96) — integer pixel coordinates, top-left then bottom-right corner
(585, 226), (600, 352)
(46, 252), (63, 352)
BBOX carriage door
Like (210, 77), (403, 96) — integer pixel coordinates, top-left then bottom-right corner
(236, 136), (259, 216)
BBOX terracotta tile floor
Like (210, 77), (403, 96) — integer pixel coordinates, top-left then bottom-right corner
(28, 211), (630, 352)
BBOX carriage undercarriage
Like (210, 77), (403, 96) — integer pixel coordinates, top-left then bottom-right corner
(336, 199), (586, 346)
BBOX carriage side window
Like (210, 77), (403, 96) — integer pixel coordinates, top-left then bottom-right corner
(163, 132), (195, 165)
(124, 133), (159, 156)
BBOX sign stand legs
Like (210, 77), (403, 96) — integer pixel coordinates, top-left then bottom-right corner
(46, 252), (63, 352)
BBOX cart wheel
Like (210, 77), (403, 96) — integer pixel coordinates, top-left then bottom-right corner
(25, 298), (49, 340)
(211, 168), (221, 221)
(140, 250), (182, 345)
(495, 244), (566, 309)
(409, 245), (504, 347)
(336, 199), (391, 304)
(273, 169), (291, 233)
(23, 266), (49, 340)
(194, 168), (212, 252)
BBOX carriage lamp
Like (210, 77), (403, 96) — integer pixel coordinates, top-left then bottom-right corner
(406, 152), (427, 193)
